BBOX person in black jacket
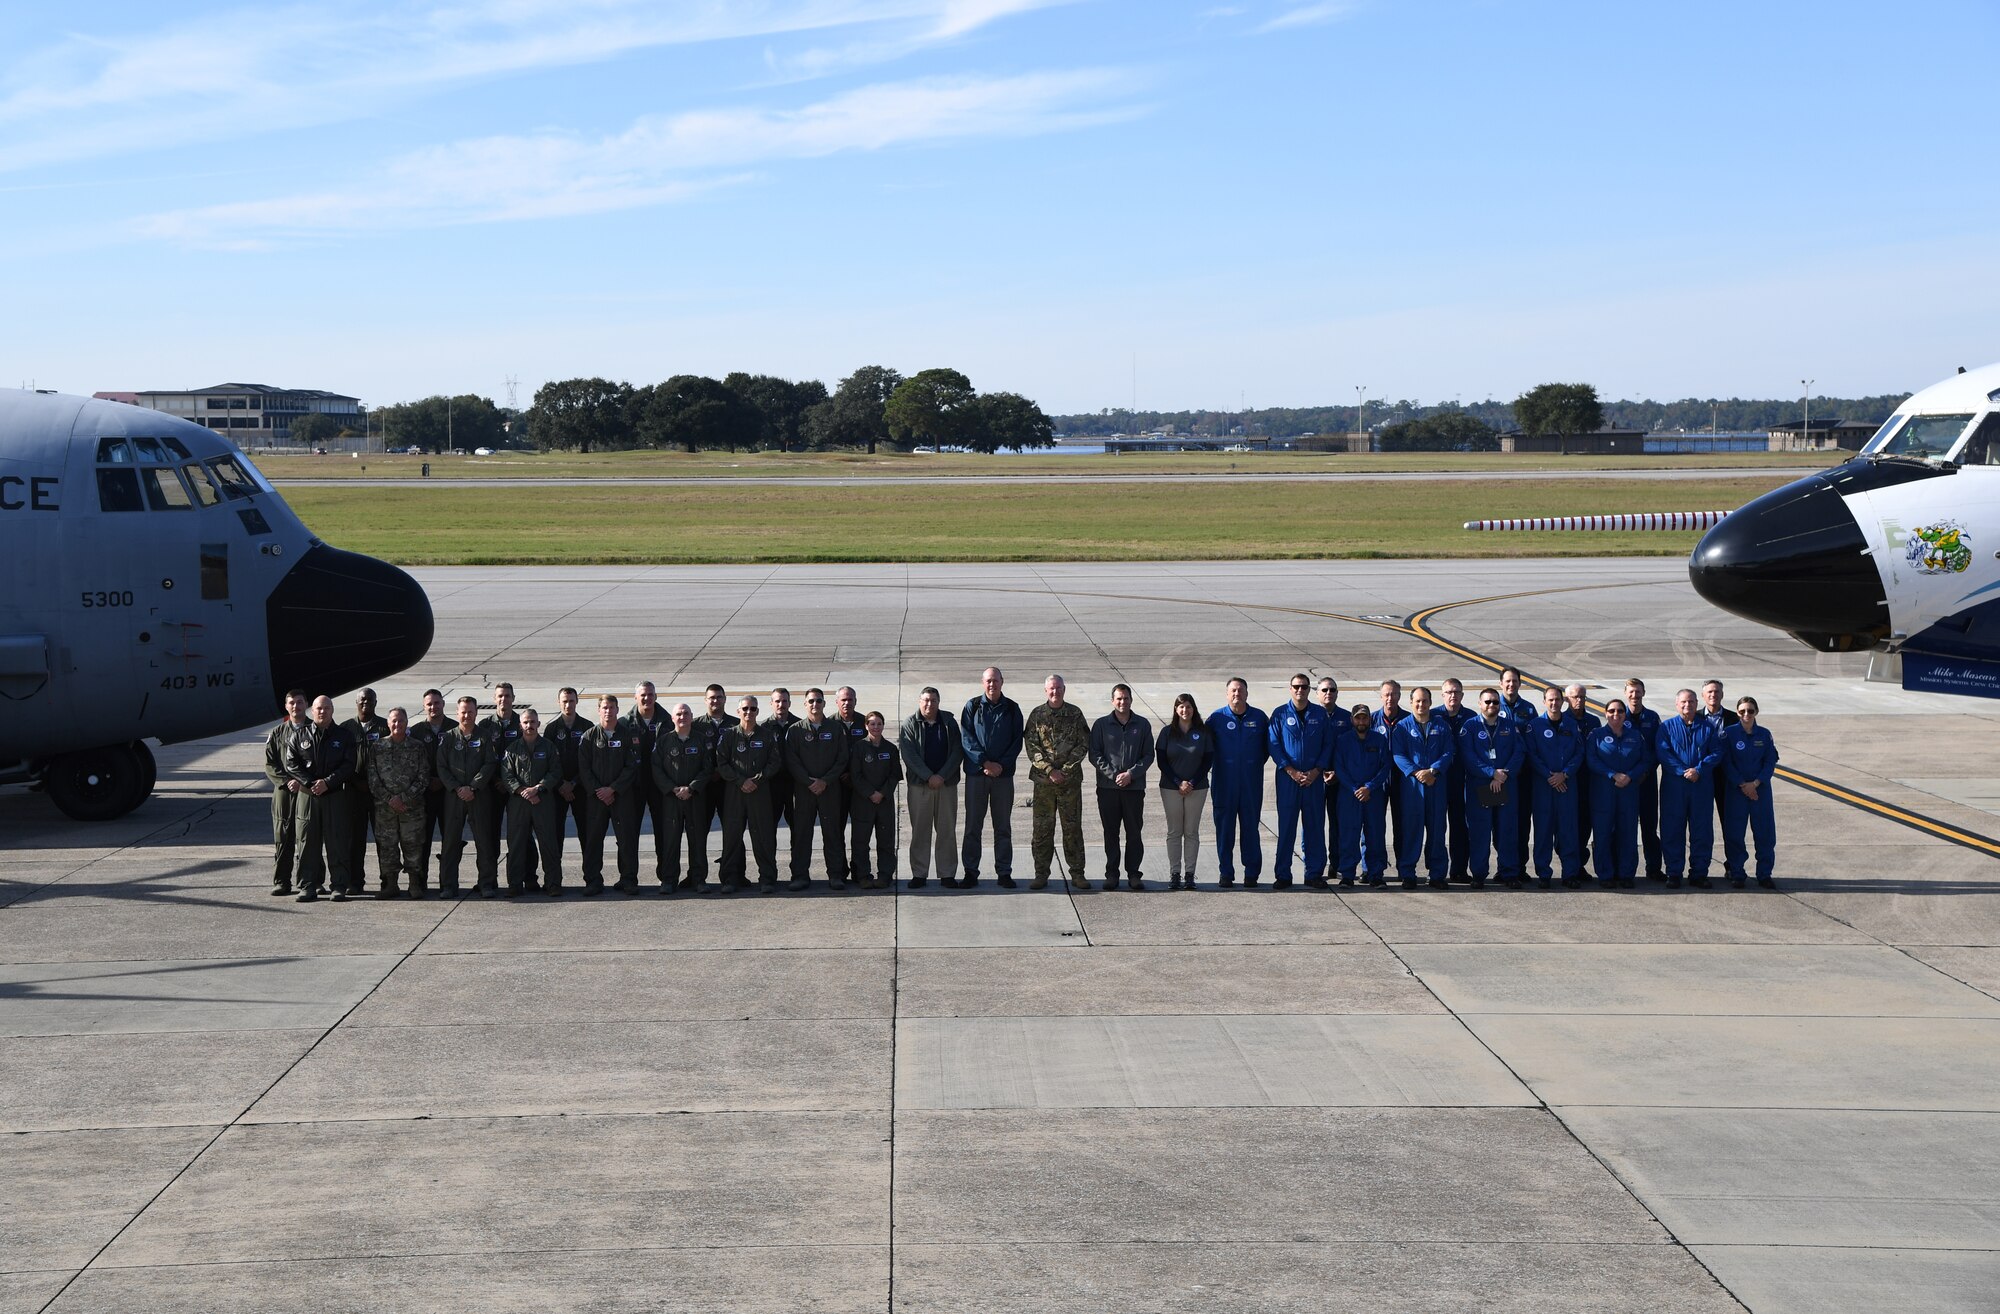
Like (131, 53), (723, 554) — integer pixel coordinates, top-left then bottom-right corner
(959, 667), (1025, 888)
(1089, 684), (1155, 890)
(1155, 692), (1215, 889)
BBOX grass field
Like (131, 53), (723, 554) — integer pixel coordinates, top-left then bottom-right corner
(256, 446), (1838, 481)
(285, 475), (1785, 565)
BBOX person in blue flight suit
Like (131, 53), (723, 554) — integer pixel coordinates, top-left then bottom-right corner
(1623, 678), (1665, 880)
(1656, 688), (1722, 889)
(1722, 695), (1779, 889)
(1496, 667), (1538, 879)
(1313, 677), (1351, 875)
(1268, 673), (1334, 888)
(1373, 680), (1409, 858)
(1390, 686), (1456, 889)
(1206, 678), (1269, 889)
(1438, 679), (1478, 883)
(1700, 678), (1741, 841)
(1526, 685), (1586, 888)
(1563, 684), (1602, 876)
(1332, 702), (1393, 886)
(1458, 688), (1525, 889)
(1585, 698), (1649, 890)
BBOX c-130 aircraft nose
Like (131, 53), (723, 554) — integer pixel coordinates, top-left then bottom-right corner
(264, 545), (434, 700)
(1688, 473), (1888, 648)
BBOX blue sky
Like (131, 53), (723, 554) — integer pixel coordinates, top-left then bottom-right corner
(2, 0), (1994, 413)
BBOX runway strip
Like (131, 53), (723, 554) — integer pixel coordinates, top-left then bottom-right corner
(272, 466), (1819, 489)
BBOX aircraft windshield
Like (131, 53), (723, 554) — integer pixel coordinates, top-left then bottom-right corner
(206, 455), (258, 500)
(183, 463), (223, 507)
(1865, 413), (1972, 459)
(1953, 413), (2000, 467)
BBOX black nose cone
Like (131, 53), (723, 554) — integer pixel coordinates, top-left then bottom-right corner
(266, 545), (434, 701)
(1689, 474), (1888, 644)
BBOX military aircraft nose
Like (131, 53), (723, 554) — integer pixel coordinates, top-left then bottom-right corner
(265, 544), (434, 699)
(1688, 474), (1889, 647)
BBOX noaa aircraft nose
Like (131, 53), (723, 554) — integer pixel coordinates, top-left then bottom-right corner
(265, 545), (434, 698)
(1688, 473), (1888, 647)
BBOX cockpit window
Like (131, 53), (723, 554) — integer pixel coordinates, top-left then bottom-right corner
(1866, 413), (1972, 459)
(183, 463), (223, 507)
(161, 436), (192, 461)
(140, 466), (195, 511)
(1954, 414), (2000, 467)
(96, 468), (143, 512)
(131, 436), (168, 463)
(95, 438), (132, 464)
(206, 455), (257, 500)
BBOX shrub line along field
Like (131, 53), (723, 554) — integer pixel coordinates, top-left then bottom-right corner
(253, 448), (1838, 481)
(286, 476), (1786, 566)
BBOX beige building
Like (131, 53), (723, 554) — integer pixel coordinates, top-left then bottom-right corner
(94, 383), (362, 443)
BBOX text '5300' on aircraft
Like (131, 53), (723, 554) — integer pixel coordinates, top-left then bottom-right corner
(0, 388), (433, 820)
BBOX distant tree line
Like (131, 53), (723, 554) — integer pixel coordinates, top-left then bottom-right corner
(1050, 391), (1911, 440)
(522, 366), (1055, 456)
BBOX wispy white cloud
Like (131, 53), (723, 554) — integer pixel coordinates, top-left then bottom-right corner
(758, 0), (1074, 84)
(1255, 1), (1361, 33)
(0, 0), (1050, 173)
(135, 67), (1148, 247)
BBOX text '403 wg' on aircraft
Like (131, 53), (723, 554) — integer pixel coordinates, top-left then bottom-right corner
(0, 388), (433, 820)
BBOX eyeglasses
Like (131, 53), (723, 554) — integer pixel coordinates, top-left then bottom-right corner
(806, 696), (823, 704)
(1479, 698), (1498, 705)
(1290, 682), (1309, 690)
(1317, 685), (1335, 693)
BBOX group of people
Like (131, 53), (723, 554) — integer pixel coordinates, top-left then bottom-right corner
(263, 666), (1779, 902)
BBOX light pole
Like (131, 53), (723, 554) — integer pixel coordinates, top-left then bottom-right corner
(1801, 378), (1814, 451)
(1355, 385), (1366, 451)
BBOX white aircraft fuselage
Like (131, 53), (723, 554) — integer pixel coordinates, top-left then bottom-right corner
(1691, 361), (2000, 697)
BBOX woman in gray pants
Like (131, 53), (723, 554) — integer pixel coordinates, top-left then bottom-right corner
(1155, 693), (1216, 889)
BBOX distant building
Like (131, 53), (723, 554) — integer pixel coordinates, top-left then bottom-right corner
(1767, 418), (1880, 452)
(1499, 428), (1647, 455)
(94, 383), (363, 443)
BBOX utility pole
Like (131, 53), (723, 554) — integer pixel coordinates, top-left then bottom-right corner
(447, 395), (454, 453)
(1802, 379), (1814, 451)
(1354, 385), (1366, 452)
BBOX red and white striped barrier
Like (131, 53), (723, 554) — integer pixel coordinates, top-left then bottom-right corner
(1462, 511), (1731, 532)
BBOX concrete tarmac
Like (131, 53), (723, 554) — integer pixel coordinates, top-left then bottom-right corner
(4, 559), (1999, 1313)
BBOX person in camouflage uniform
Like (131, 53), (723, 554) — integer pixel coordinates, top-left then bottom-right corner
(1024, 673), (1091, 890)
(366, 706), (430, 899)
